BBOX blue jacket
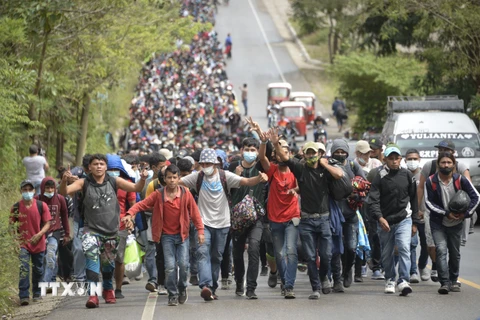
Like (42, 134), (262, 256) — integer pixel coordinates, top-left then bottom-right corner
(107, 154), (130, 179)
(425, 173), (480, 227)
(329, 197), (345, 255)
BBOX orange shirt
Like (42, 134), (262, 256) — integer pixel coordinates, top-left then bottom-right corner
(266, 164), (300, 223)
(162, 188), (182, 235)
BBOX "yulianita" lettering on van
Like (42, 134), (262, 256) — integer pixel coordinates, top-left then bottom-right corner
(399, 133), (474, 140)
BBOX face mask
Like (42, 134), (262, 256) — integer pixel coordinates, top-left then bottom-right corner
(278, 162), (288, 167)
(147, 170), (154, 180)
(406, 160), (420, 171)
(44, 192), (54, 198)
(243, 152), (257, 164)
(357, 157), (367, 166)
(439, 167), (453, 175)
(22, 192), (35, 201)
(202, 166), (215, 176)
(332, 155), (347, 163)
(107, 171), (120, 178)
(306, 156), (319, 167)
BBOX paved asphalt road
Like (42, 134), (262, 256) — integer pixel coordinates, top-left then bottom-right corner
(44, 1), (480, 320)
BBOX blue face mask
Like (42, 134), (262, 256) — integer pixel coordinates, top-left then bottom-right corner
(107, 171), (120, 178)
(22, 192), (35, 201)
(243, 152), (257, 164)
(44, 192), (54, 198)
(147, 170), (154, 180)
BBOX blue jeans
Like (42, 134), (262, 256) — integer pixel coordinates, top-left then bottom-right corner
(331, 215), (359, 282)
(145, 241), (158, 284)
(270, 221), (299, 289)
(378, 218), (412, 284)
(298, 216), (332, 291)
(72, 221), (86, 281)
(19, 248), (44, 299)
(43, 235), (59, 282)
(410, 232), (418, 275)
(431, 222), (462, 287)
(196, 226), (229, 293)
(161, 234), (189, 297)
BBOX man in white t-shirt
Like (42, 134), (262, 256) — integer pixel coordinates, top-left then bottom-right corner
(179, 149), (268, 301)
(23, 145), (49, 195)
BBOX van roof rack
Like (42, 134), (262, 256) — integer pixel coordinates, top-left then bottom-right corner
(387, 96), (464, 113)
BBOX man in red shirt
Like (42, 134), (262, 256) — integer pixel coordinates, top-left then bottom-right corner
(257, 128), (300, 299)
(10, 180), (52, 306)
(125, 164), (204, 306)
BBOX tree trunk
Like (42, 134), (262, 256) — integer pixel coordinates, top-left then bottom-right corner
(29, 28), (51, 122)
(56, 130), (64, 169)
(328, 14), (334, 64)
(75, 94), (90, 166)
(333, 31), (340, 56)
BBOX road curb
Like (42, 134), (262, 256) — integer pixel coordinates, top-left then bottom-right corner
(285, 21), (323, 66)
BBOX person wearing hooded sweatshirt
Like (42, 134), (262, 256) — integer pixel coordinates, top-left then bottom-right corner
(36, 177), (70, 284)
(329, 139), (366, 292)
(106, 154), (137, 299)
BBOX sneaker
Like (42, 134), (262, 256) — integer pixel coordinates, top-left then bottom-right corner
(343, 270), (353, 288)
(420, 268), (430, 281)
(450, 283), (461, 292)
(384, 281), (396, 294)
(410, 273), (420, 284)
(268, 272), (278, 288)
(246, 290), (258, 300)
(354, 275), (363, 283)
(308, 291), (321, 300)
(361, 265), (368, 278)
(235, 282), (245, 296)
(321, 279), (332, 294)
(157, 285), (168, 296)
(280, 284), (285, 296)
(297, 263), (307, 272)
(168, 296), (179, 306)
(115, 289), (124, 299)
(201, 287), (214, 301)
(213, 293), (219, 300)
(260, 266), (268, 276)
(438, 285), (449, 294)
(20, 298), (29, 306)
(103, 289), (116, 304)
(145, 282), (158, 292)
(178, 289), (188, 304)
(122, 276), (130, 285)
(221, 278), (229, 290)
(227, 273), (233, 285)
(285, 288), (295, 299)
(32, 295), (42, 302)
(372, 270), (385, 280)
(85, 296), (99, 308)
(461, 240), (466, 246)
(397, 281), (412, 296)
(430, 270), (439, 282)
(189, 274), (199, 286)
(135, 272), (143, 281)
(333, 281), (345, 293)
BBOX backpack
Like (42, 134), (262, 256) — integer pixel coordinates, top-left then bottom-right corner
(12, 200), (45, 231)
(429, 174), (462, 192)
(429, 160), (459, 177)
(230, 193), (265, 232)
(195, 169), (231, 207)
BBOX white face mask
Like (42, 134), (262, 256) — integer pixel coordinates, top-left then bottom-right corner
(406, 160), (420, 171)
(202, 166), (215, 176)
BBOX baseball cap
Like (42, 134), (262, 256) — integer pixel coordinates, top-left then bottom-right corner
(434, 139), (455, 151)
(384, 145), (401, 157)
(191, 149), (202, 162)
(303, 141), (326, 153)
(355, 140), (372, 154)
(279, 140), (289, 148)
(20, 180), (34, 189)
(369, 138), (382, 150)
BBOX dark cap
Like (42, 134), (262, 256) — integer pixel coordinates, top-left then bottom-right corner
(434, 139), (455, 151)
(368, 138), (382, 150)
(191, 149), (202, 162)
(20, 180), (34, 189)
(71, 166), (85, 177)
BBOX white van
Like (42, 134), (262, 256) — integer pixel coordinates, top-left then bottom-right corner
(382, 96), (480, 189)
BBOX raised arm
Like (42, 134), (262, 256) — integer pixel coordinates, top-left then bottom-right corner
(240, 172), (268, 187)
(270, 127), (289, 162)
(116, 169), (148, 192)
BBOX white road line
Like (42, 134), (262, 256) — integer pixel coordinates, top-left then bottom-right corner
(247, 0), (287, 83)
(141, 292), (158, 320)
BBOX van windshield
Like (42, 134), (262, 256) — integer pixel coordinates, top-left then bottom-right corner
(269, 88), (289, 99)
(395, 133), (480, 159)
(294, 98), (313, 107)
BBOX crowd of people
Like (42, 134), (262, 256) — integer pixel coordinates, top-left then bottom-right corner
(11, 0), (479, 312)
